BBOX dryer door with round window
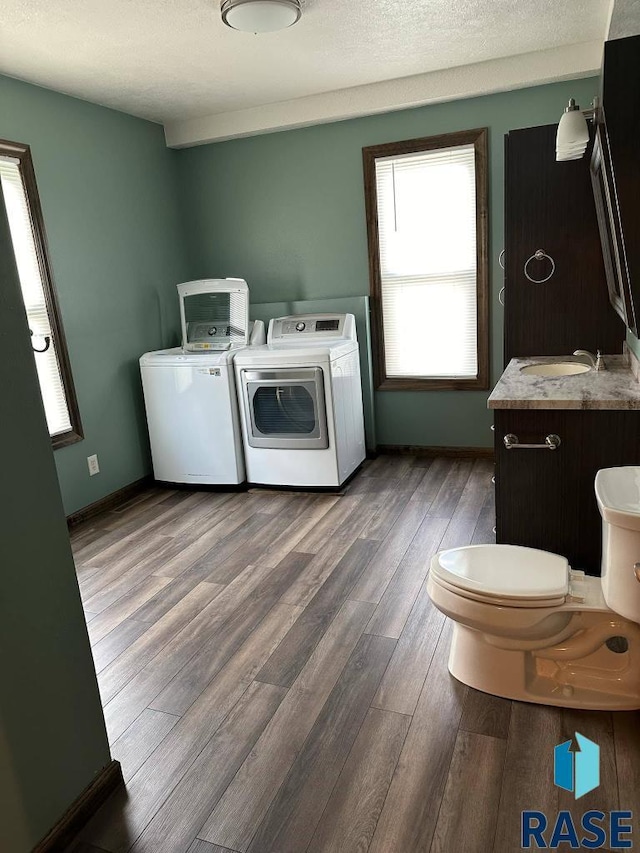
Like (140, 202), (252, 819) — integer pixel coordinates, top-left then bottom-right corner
(240, 367), (328, 449)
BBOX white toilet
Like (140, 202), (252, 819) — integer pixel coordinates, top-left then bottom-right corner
(426, 466), (640, 709)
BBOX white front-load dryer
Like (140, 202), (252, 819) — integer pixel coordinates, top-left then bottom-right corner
(234, 313), (366, 488)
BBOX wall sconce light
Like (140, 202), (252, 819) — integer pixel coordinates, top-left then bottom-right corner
(556, 98), (596, 162)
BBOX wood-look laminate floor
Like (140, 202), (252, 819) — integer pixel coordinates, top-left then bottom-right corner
(67, 456), (640, 853)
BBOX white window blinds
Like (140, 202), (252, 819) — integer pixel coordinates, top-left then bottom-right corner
(0, 158), (72, 436)
(375, 143), (478, 379)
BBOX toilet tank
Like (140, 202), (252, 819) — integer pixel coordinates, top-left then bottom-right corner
(595, 467), (640, 623)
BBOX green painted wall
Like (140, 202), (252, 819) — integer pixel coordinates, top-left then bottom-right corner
(177, 76), (600, 448)
(0, 75), (188, 514)
(0, 73), (605, 514)
(0, 188), (111, 852)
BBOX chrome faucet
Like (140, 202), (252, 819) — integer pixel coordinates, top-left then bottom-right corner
(573, 349), (606, 371)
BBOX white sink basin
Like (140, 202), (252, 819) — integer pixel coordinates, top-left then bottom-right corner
(520, 362), (592, 377)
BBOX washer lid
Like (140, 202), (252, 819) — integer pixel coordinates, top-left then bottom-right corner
(433, 544), (569, 601)
(140, 347), (234, 366)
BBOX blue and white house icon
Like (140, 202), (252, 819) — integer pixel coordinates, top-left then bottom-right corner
(554, 733), (600, 799)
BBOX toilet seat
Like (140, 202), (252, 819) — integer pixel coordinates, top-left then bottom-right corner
(431, 544), (569, 608)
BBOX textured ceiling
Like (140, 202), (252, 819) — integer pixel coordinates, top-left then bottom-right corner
(0, 0), (611, 123)
(609, 0), (640, 37)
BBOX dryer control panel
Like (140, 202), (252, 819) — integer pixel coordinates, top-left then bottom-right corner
(269, 313), (356, 343)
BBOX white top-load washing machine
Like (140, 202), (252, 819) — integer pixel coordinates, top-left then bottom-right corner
(234, 313), (366, 488)
(140, 279), (265, 485)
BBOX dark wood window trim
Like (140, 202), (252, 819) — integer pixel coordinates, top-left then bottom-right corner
(363, 127), (489, 391)
(0, 138), (83, 449)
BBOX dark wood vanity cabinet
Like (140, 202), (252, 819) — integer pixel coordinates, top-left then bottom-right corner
(494, 37), (640, 578)
(504, 124), (624, 363)
(494, 409), (640, 575)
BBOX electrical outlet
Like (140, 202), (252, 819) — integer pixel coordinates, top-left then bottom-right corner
(87, 454), (100, 476)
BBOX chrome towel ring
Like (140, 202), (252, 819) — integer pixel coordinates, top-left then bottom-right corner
(524, 249), (555, 284)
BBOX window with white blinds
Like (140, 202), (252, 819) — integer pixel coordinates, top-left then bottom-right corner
(364, 129), (489, 390)
(0, 144), (82, 446)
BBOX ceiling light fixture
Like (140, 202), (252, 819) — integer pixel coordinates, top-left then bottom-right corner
(221, 0), (302, 33)
(556, 98), (595, 162)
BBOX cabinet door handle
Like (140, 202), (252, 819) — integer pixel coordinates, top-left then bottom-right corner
(503, 433), (561, 450)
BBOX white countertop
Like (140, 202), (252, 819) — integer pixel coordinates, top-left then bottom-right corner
(488, 354), (640, 410)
